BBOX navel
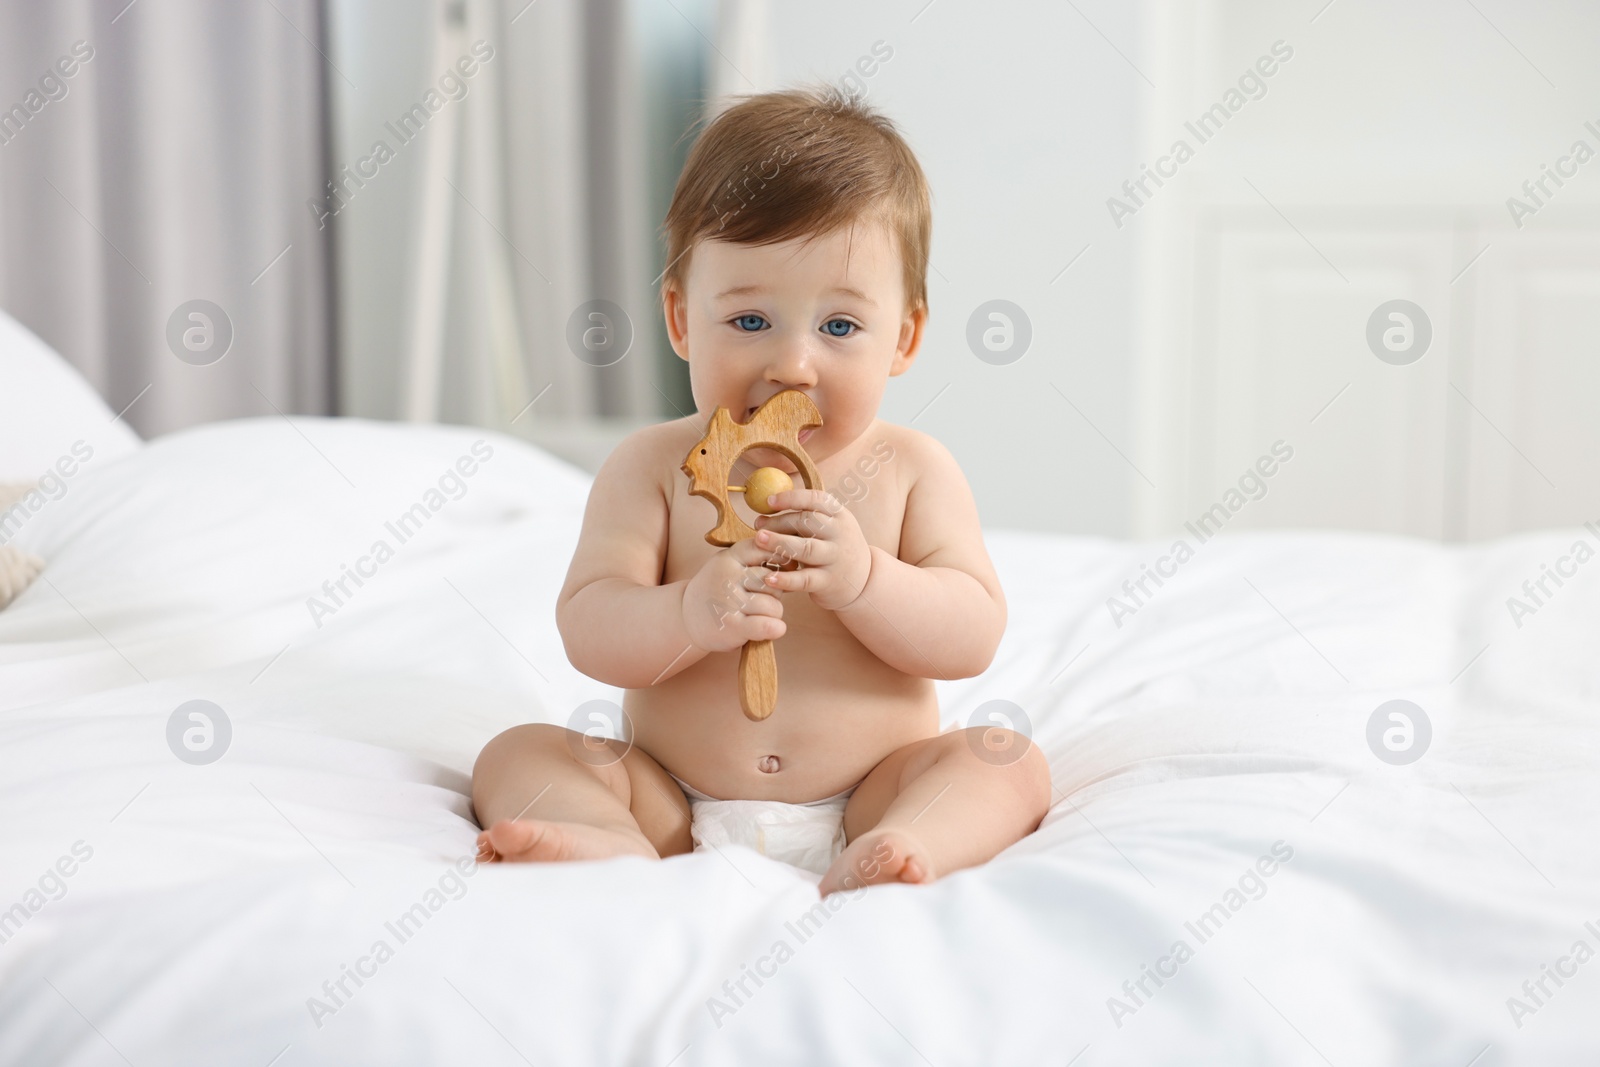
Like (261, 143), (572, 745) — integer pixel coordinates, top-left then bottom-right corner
(757, 754), (781, 774)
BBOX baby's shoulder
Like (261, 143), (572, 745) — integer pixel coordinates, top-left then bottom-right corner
(582, 419), (700, 511)
(867, 421), (966, 484)
(596, 417), (702, 485)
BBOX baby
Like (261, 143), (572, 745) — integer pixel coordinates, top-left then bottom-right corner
(472, 88), (1049, 895)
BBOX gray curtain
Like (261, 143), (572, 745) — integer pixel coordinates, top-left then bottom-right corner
(0, 0), (335, 438)
(328, 0), (694, 434)
(499, 0), (694, 422)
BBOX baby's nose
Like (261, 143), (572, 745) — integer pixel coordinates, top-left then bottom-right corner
(765, 343), (817, 389)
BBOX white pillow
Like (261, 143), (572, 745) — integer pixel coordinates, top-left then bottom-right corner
(0, 308), (141, 482)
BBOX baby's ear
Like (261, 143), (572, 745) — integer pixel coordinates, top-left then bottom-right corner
(663, 287), (691, 362)
(889, 304), (927, 377)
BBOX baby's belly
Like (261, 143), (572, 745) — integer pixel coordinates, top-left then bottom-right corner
(626, 629), (939, 803)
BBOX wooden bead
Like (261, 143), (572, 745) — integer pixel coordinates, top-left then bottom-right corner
(743, 467), (793, 514)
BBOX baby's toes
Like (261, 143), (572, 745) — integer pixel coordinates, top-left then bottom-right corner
(485, 818), (569, 862)
(819, 829), (935, 896)
(481, 817), (655, 863)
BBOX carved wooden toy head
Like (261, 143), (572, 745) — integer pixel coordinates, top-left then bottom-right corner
(682, 390), (824, 547)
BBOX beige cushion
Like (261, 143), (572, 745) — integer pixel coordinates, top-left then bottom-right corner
(0, 482), (43, 609)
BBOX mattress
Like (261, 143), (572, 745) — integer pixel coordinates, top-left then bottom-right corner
(0, 417), (1595, 1066)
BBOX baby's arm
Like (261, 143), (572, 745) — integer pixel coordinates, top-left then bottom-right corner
(833, 436), (1004, 678)
(557, 427), (785, 687)
(757, 434), (1004, 680)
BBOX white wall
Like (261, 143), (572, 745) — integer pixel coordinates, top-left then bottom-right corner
(1132, 0), (1600, 540)
(758, 0), (1600, 540)
(759, 0), (1145, 537)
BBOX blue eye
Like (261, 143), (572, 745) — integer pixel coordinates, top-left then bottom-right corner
(732, 314), (768, 332)
(822, 319), (856, 337)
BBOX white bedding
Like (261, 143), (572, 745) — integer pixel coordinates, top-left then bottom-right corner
(0, 417), (1596, 1066)
(0, 309), (140, 483)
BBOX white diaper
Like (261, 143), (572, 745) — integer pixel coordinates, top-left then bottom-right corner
(671, 775), (855, 877)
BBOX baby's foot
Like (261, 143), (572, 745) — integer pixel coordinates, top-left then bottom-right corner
(476, 818), (656, 864)
(818, 828), (935, 896)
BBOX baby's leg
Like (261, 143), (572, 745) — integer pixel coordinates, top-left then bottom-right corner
(472, 724), (692, 864)
(817, 728), (1050, 896)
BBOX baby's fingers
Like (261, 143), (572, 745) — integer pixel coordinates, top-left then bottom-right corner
(734, 588), (785, 643)
(755, 529), (830, 567)
(737, 588), (783, 618)
(732, 611), (786, 642)
(708, 582), (784, 643)
(753, 509), (835, 538)
(728, 537), (779, 567)
(763, 488), (842, 516)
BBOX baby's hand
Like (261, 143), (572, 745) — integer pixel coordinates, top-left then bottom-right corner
(682, 538), (788, 652)
(752, 489), (872, 612)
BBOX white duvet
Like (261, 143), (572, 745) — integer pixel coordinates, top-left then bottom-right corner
(0, 417), (1596, 1067)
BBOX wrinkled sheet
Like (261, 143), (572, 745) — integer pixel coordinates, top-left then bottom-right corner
(0, 417), (1595, 1066)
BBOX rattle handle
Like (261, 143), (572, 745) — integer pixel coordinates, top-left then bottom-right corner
(738, 639), (778, 721)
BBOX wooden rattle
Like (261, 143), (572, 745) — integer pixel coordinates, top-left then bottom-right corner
(682, 390), (823, 721)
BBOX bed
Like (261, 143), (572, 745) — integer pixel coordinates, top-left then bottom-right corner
(1, 334), (1596, 1066)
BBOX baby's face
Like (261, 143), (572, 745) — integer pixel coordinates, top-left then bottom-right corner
(665, 218), (924, 466)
